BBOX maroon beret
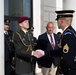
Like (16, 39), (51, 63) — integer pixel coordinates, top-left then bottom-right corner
(18, 16), (29, 23)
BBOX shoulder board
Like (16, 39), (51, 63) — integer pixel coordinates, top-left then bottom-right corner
(65, 29), (76, 37)
(64, 32), (72, 35)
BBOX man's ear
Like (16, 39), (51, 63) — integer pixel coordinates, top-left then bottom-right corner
(19, 23), (22, 27)
(61, 19), (64, 23)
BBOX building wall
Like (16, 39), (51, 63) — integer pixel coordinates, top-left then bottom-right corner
(0, 0), (4, 75)
(33, 0), (63, 38)
(56, 0), (63, 33)
(41, 0), (56, 33)
(40, 0), (63, 34)
(63, 0), (76, 30)
(33, 0), (41, 39)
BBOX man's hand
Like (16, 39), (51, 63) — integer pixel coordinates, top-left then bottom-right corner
(33, 50), (44, 58)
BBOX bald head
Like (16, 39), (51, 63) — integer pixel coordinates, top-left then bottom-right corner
(46, 22), (54, 35)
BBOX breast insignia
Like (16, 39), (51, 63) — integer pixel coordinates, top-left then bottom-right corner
(63, 44), (69, 53)
(74, 57), (76, 61)
(58, 42), (62, 48)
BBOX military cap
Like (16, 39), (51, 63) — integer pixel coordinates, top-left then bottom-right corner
(4, 19), (10, 25)
(55, 10), (75, 20)
(18, 16), (29, 23)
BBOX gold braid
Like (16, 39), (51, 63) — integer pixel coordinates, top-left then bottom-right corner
(13, 32), (32, 51)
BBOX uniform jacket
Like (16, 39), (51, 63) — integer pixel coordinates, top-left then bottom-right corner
(45, 26), (76, 74)
(36, 32), (59, 68)
(60, 26), (76, 72)
(13, 29), (35, 74)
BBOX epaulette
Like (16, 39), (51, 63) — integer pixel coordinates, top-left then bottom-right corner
(63, 32), (72, 35)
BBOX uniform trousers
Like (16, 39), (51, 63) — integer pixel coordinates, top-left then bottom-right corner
(64, 70), (76, 75)
(42, 64), (57, 75)
(5, 62), (11, 75)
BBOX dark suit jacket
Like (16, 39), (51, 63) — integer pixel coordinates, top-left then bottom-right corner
(13, 30), (35, 74)
(36, 32), (59, 68)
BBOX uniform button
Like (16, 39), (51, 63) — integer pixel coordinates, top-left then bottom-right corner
(68, 68), (70, 70)
(20, 60), (22, 62)
(61, 57), (63, 59)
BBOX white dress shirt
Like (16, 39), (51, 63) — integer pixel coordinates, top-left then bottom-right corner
(47, 33), (55, 46)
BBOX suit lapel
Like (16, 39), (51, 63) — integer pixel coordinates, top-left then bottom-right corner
(45, 33), (49, 42)
(45, 33), (53, 50)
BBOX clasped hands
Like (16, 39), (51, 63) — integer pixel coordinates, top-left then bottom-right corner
(33, 50), (44, 58)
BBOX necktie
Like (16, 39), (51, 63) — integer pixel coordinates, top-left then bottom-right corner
(50, 35), (54, 50)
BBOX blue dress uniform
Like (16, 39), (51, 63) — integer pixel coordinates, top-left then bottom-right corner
(4, 30), (15, 75)
(60, 26), (76, 75)
(45, 10), (76, 75)
(4, 19), (15, 75)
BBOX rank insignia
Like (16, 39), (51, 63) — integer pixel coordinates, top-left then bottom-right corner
(58, 42), (62, 48)
(63, 44), (69, 53)
(74, 57), (76, 61)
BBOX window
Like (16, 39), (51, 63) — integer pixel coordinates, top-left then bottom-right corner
(4, 0), (33, 32)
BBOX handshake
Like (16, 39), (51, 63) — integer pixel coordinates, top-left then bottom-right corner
(33, 50), (45, 58)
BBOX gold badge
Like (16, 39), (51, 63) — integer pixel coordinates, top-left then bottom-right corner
(58, 42), (62, 48)
(74, 57), (76, 61)
(63, 44), (69, 53)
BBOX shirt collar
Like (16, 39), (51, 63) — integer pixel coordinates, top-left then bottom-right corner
(22, 29), (28, 34)
(47, 32), (53, 36)
(63, 25), (69, 31)
(4, 30), (7, 33)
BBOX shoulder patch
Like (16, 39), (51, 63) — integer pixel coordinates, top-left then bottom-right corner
(64, 32), (72, 35)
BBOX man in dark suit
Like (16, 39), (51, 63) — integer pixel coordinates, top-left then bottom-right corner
(40, 10), (76, 75)
(13, 16), (43, 75)
(4, 19), (15, 75)
(36, 22), (59, 75)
